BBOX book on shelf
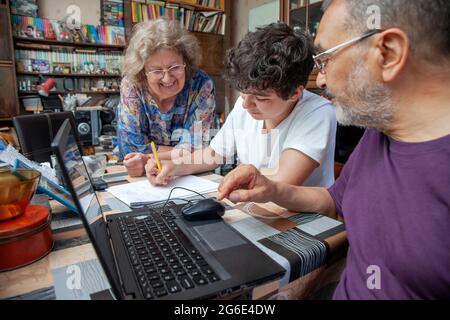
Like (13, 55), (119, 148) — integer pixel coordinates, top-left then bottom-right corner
(101, 0), (125, 27)
(193, 0), (222, 9)
(21, 96), (43, 113)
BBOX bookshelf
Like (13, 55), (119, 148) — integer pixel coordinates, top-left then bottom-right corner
(5, 1), (127, 117)
(0, 0), (19, 122)
(126, 0), (226, 35)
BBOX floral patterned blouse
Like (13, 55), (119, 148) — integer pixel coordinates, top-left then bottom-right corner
(116, 69), (218, 160)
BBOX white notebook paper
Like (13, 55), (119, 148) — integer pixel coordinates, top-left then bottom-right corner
(106, 175), (219, 207)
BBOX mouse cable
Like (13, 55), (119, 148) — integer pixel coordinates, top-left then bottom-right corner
(130, 198), (190, 209)
(162, 187), (207, 213)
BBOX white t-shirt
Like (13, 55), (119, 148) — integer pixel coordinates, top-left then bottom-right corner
(210, 90), (337, 187)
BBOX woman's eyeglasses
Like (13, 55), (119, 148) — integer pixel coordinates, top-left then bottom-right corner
(145, 63), (186, 80)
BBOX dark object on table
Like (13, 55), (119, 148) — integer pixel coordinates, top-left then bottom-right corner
(181, 198), (225, 221)
(92, 178), (108, 191)
(13, 111), (81, 164)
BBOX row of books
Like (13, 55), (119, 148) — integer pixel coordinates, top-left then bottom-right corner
(86, 25), (126, 46)
(15, 49), (123, 76)
(11, 15), (126, 46)
(131, 1), (226, 35)
(102, 0), (125, 27)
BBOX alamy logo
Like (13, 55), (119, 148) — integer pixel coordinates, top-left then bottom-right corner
(366, 5), (381, 30)
(66, 265), (82, 290)
(65, 5), (82, 30)
(366, 265), (381, 290)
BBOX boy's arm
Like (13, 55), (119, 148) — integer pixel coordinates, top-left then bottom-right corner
(260, 149), (319, 186)
(172, 146), (223, 176)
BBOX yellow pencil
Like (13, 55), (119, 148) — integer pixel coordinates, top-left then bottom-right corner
(150, 141), (162, 171)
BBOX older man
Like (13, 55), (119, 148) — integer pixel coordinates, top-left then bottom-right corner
(218, 0), (450, 299)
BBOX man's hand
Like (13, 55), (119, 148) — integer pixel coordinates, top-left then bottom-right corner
(123, 152), (149, 177)
(217, 164), (276, 203)
(145, 159), (178, 186)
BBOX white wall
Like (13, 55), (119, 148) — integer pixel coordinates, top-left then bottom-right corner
(249, 0), (279, 32)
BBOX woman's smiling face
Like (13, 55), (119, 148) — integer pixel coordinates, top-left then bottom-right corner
(144, 48), (186, 102)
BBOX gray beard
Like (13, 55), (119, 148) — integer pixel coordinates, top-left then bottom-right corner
(333, 61), (395, 132)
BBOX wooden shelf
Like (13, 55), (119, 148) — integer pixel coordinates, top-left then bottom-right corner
(167, 1), (225, 12)
(19, 90), (120, 95)
(181, 29), (224, 37)
(17, 72), (121, 78)
(13, 36), (126, 50)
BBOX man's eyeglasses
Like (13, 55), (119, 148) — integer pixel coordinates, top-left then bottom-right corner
(313, 29), (384, 74)
(145, 63), (186, 80)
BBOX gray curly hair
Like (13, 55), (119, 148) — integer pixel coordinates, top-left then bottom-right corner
(121, 18), (202, 86)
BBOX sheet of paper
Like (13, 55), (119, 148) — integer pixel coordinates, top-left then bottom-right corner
(105, 175), (219, 206)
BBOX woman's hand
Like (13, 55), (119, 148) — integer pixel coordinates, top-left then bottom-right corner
(217, 164), (277, 203)
(123, 152), (149, 177)
(145, 159), (179, 186)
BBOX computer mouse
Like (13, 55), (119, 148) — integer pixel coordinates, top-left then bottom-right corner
(181, 198), (226, 221)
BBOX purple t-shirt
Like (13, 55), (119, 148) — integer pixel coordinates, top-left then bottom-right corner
(329, 129), (450, 300)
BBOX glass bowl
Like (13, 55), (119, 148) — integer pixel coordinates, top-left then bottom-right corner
(0, 169), (41, 221)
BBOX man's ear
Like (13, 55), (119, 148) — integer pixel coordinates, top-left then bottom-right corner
(289, 85), (305, 102)
(375, 28), (410, 83)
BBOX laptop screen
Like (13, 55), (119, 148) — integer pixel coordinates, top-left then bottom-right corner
(51, 119), (122, 298)
(61, 131), (101, 223)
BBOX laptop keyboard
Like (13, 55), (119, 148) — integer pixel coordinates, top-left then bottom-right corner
(117, 203), (221, 299)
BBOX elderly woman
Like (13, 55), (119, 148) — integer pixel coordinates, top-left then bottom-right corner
(117, 18), (217, 177)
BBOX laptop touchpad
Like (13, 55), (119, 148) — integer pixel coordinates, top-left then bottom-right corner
(193, 222), (246, 251)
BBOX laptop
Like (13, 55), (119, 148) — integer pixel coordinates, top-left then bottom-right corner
(51, 119), (285, 300)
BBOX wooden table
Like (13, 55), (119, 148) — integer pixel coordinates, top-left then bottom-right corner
(0, 169), (347, 300)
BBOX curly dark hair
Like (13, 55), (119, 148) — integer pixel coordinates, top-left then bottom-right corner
(224, 22), (315, 100)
